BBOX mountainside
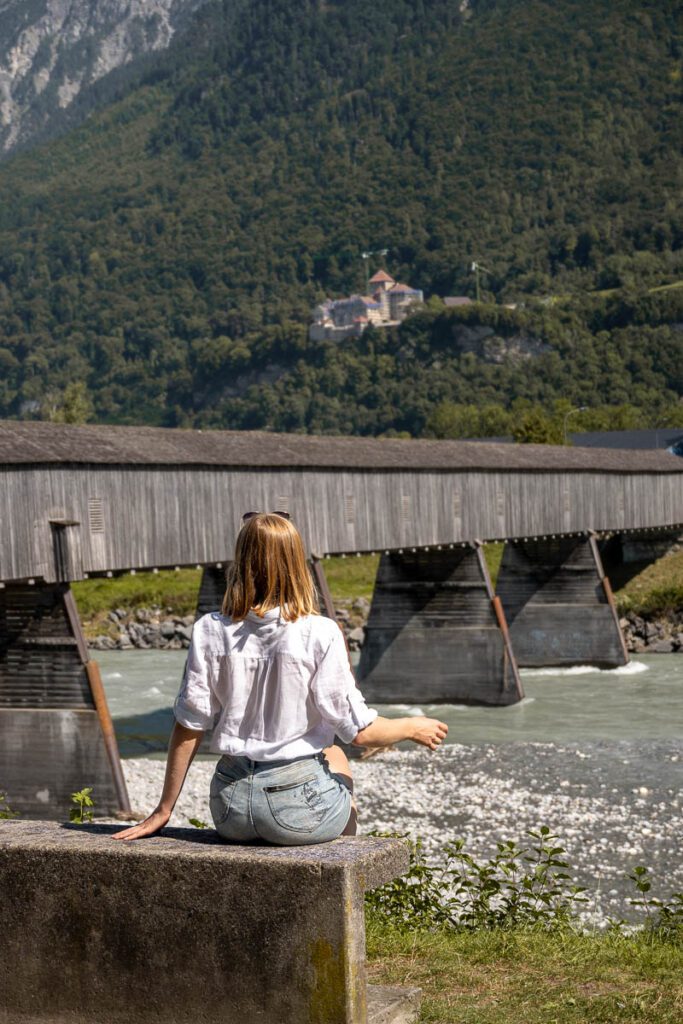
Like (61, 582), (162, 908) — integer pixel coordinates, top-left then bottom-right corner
(0, 0), (680, 433)
(0, 0), (209, 155)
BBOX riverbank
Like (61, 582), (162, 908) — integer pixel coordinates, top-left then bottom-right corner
(86, 596), (370, 652)
(86, 598), (682, 655)
(76, 549), (683, 654)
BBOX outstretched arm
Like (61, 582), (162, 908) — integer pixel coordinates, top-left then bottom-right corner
(353, 715), (448, 751)
(112, 721), (205, 840)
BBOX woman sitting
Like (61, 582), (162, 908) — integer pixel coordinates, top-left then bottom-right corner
(114, 513), (448, 845)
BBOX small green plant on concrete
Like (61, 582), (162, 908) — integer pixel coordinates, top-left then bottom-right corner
(188, 817), (209, 829)
(70, 787), (95, 824)
(0, 790), (19, 819)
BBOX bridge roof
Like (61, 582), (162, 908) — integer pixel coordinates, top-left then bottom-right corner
(1, 421), (681, 474)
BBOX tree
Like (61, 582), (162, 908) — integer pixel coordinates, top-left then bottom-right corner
(512, 408), (564, 445)
(47, 381), (94, 424)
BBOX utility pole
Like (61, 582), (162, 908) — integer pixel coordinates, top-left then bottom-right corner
(470, 260), (492, 303)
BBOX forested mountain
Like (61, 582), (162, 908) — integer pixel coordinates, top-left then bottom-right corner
(0, 0), (210, 156)
(0, 0), (680, 434)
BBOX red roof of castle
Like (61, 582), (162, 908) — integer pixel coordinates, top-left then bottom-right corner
(369, 269), (394, 284)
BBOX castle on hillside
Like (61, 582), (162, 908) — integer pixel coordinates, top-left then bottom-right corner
(309, 270), (424, 342)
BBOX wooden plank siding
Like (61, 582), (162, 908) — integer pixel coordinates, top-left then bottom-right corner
(2, 463), (683, 583)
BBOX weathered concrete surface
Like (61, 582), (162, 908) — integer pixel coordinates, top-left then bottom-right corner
(366, 986), (421, 1024)
(358, 549), (522, 705)
(496, 537), (628, 668)
(0, 821), (409, 1024)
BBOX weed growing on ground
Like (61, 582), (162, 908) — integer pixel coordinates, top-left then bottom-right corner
(188, 817), (209, 828)
(626, 866), (683, 941)
(69, 787), (95, 824)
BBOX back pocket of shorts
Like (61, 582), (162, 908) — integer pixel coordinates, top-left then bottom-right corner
(264, 776), (325, 833)
(209, 772), (237, 827)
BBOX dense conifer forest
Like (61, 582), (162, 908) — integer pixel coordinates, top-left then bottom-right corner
(0, 0), (680, 436)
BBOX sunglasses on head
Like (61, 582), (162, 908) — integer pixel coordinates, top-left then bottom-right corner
(242, 510), (291, 522)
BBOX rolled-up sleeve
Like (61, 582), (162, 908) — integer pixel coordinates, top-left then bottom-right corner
(310, 626), (378, 744)
(174, 625), (220, 732)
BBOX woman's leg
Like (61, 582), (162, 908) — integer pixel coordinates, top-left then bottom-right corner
(322, 744), (357, 836)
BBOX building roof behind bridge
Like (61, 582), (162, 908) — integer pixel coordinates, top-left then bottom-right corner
(0, 420), (682, 474)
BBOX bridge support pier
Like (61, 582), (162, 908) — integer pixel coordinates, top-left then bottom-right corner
(357, 547), (523, 706)
(0, 581), (130, 819)
(496, 536), (628, 668)
(195, 565), (228, 617)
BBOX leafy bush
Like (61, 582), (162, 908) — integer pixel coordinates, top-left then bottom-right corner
(0, 791), (19, 819)
(367, 827), (683, 939)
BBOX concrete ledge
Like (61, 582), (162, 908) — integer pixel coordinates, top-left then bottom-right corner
(0, 821), (410, 1024)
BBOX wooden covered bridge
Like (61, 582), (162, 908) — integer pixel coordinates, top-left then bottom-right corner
(1, 420), (682, 818)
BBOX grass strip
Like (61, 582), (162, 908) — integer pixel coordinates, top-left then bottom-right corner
(70, 546), (683, 622)
(366, 919), (683, 1023)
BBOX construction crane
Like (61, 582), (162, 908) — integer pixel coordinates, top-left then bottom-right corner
(361, 248), (389, 293)
(470, 260), (492, 303)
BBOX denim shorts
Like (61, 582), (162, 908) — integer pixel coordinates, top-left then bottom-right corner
(209, 751), (353, 846)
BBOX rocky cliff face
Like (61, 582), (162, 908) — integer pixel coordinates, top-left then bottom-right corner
(0, 0), (209, 155)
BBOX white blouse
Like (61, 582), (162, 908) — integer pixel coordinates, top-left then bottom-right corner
(173, 608), (378, 760)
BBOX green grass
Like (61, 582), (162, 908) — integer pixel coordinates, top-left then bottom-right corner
(69, 556), (380, 624)
(366, 921), (683, 1023)
(613, 550), (683, 617)
(71, 569), (202, 622)
(323, 555), (380, 602)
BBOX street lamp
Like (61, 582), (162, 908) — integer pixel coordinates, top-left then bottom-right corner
(563, 406), (588, 444)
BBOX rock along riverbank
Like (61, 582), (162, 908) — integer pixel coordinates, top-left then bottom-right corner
(88, 598), (370, 653)
(88, 599), (681, 656)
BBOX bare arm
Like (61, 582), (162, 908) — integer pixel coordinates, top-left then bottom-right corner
(353, 715), (448, 752)
(112, 721), (205, 840)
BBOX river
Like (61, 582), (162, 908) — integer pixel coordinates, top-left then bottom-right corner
(101, 651), (683, 754)
(101, 651), (682, 925)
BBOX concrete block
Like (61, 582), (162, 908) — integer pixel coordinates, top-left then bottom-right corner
(0, 821), (410, 1024)
(367, 986), (421, 1024)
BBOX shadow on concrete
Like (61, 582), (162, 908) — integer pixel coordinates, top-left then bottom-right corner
(61, 821), (228, 845)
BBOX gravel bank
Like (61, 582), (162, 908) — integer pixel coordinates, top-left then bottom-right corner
(121, 740), (682, 926)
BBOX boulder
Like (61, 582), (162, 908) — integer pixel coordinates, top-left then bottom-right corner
(650, 640), (674, 653)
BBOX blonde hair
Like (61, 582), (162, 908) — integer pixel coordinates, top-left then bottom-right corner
(222, 514), (319, 622)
